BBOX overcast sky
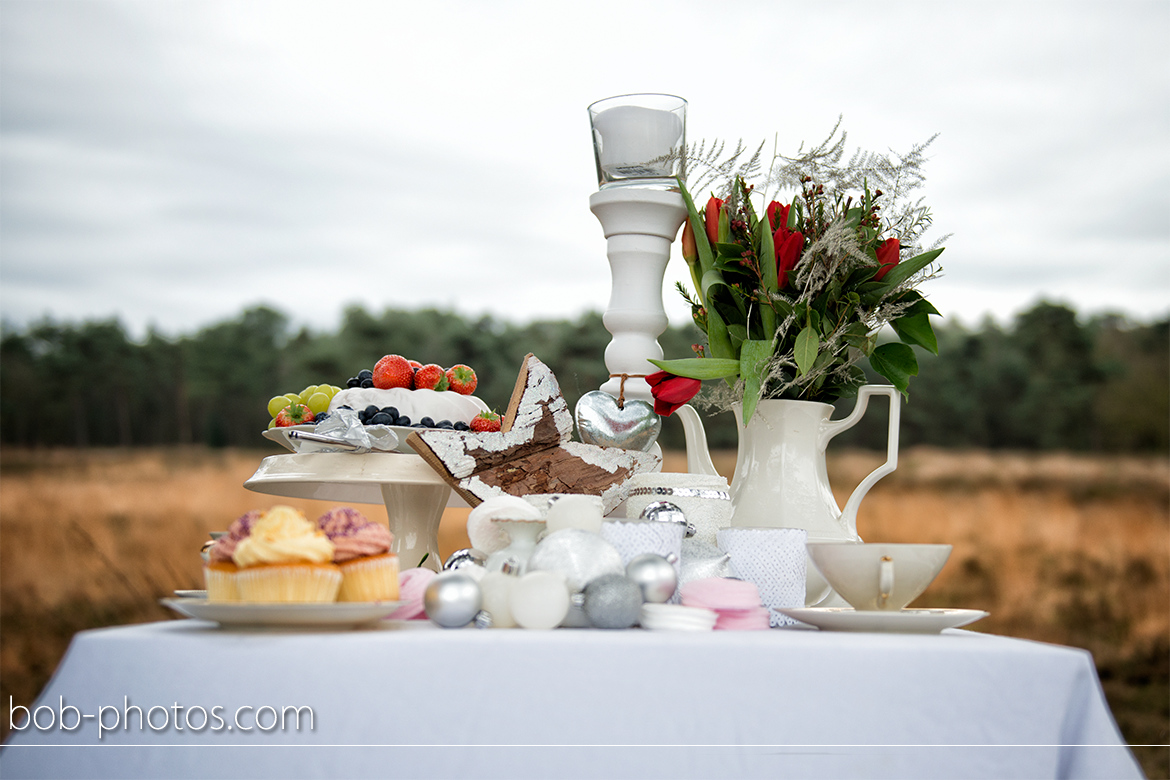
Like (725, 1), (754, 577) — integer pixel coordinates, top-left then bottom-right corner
(2, 0), (1167, 340)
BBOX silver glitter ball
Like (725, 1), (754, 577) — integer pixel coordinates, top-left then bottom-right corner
(575, 391), (661, 452)
(679, 538), (732, 586)
(583, 573), (644, 629)
(626, 553), (678, 604)
(443, 548), (487, 572)
(527, 529), (624, 593)
(639, 501), (688, 527)
(424, 572), (483, 628)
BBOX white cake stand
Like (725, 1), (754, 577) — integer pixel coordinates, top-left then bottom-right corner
(244, 452), (464, 571)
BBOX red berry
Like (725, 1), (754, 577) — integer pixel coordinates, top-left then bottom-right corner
(408, 359), (422, 371)
(414, 364), (449, 391)
(373, 355), (414, 390)
(275, 403), (316, 427)
(469, 410), (501, 433)
(445, 364), (477, 395)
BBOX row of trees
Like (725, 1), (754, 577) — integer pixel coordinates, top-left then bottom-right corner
(1, 302), (1166, 452)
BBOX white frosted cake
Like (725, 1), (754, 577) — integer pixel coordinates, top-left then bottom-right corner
(329, 387), (489, 425)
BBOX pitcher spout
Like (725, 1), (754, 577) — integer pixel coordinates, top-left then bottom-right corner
(675, 404), (719, 477)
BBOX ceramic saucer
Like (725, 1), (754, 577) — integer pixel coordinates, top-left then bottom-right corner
(776, 607), (989, 634)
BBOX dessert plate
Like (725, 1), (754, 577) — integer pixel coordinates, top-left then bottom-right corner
(173, 589), (208, 599)
(161, 598), (402, 628)
(262, 425), (411, 454)
(776, 607), (989, 634)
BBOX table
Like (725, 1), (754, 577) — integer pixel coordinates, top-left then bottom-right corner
(1, 620), (1141, 779)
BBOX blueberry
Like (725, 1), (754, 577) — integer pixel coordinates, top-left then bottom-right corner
(315, 412), (330, 423)
(420, 416), (435, 428)
(412, 423), (427, 428)
(357, 369), (373, 380)
(396, 415), (411, 426)
(381, 406), (399, 418)
(371, 412), (393, 425)
(436, 420), (453, 429)
(347, 377), (361, 388)
(364, 405), (380, 416)
(360, 378), (373, 388)
(453, 421), (470, 431)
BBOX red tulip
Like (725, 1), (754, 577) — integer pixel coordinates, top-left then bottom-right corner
(646, 370), (702, 416)
(704, 196), (724, 246)
(874, 237), (900, 281)
(766, 201), (790, 232)
(775, 229), (804, 288)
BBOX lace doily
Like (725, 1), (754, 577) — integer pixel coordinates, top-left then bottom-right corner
(717, 527), (807, 627)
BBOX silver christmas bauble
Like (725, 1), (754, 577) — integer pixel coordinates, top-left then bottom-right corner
(583, 573), (643, 629)
(424, 572), (483, 628)
(527, 529), (624, 593)
(626, 553), (678, 604)
(443, 548), (487, 572)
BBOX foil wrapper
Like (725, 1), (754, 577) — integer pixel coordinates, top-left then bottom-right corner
(295, 407), (399, 453)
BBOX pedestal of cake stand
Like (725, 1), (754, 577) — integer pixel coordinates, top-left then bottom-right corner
(244, 452), (461, 571)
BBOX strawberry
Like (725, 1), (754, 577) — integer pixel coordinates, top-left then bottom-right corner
(445, 364), (477, 395)
(275, 403), (316, 427)
(414, 363), (449, 391)
(408, 359), (422, 371)
(373, 355), (414, 390)
(469, 410), (501, 433)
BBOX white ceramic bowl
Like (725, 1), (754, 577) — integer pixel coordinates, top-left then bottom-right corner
(806, 543), (952, 611)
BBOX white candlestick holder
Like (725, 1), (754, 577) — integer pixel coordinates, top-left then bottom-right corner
(589, 187), (687, 403)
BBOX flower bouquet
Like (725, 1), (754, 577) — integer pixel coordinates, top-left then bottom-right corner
(648, 121), (947, 424)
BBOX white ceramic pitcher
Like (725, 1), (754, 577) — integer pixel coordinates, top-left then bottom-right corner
(675, 385), (901, 606)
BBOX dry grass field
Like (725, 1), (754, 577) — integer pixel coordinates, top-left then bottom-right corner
(1, 446), (1167, 775)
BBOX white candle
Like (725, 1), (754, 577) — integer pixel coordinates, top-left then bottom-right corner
(592, 105), (683, 181)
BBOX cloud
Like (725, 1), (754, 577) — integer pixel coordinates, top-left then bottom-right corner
(1, 0), (1167, 341)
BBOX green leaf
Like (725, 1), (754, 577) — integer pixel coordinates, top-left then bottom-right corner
(869, 342), (919, 395)
(738, 339), (773, 425)
(647, 357), (741, 380)
(877, 247), (944, 289)
(891, 311), (938, 355)
(715, 242), (748, 258)
(757, 216), (777, 336)
(701, 269), (736, 300)
(705, 306), (736, 361)
(794, 325), (818, 376)
(677, 180), (717, 290)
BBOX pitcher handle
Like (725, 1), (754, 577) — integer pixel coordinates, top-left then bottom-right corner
(674, 404), (720, 477)
(820, 385), (900, 538)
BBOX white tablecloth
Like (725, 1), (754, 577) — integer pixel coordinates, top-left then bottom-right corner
(1, 620), (1141, 779)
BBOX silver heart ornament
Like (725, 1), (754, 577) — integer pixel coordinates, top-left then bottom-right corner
(574, 390), (661, 452)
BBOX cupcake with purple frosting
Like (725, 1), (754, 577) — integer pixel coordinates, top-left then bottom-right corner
(316, 507), (400, 602)
(203, 510), (260, 601)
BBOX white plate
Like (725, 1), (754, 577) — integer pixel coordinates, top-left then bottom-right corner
(776, 607), (989, 634)
(173, 590), (208, 599)
(161, 598), (402, 628)
(262, 425), (417, 454)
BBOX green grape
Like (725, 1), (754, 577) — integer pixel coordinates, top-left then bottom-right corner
(284, 393), (301, 407)
(306, 392), (331, 414)
(267, 418), (277, 430)
(267, 395), (290, 418)
(299, 385), (319, 403)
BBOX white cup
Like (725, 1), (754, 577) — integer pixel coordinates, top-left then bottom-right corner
(806, 543), (952, 611)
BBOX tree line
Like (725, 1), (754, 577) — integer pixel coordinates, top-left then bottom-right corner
(1, 302), (1165, 453)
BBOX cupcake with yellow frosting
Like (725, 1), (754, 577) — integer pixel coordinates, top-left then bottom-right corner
(203, 510), (260, 601)
(232, 505), (340, 602)
(316, 507), (400, 602)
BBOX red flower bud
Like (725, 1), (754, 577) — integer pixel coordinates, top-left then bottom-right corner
(681, 220), (698, 264)
(773, 222), (804, 289)
(704, 196), (724, 247)
(646, 370), (702, 416)
(874, 237), (900, 281)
